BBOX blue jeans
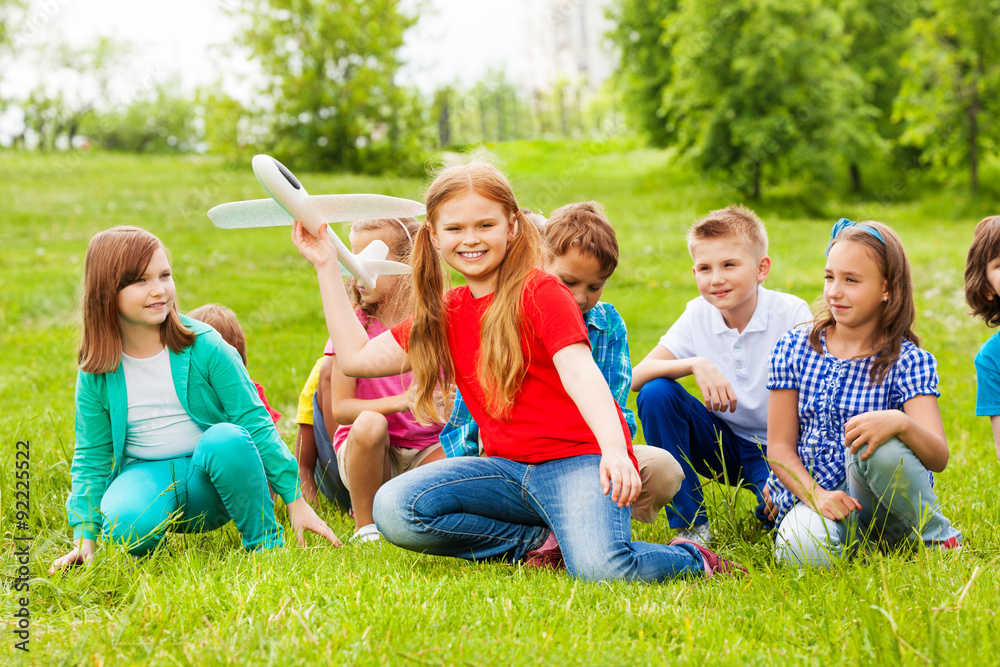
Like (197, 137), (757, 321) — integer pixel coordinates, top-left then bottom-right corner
(372, 455), (706, 582)
(775, 437), (962, 567)
(311, 392), (352, 510)
(100, 423), (284, 555)
(637, 378), (770, 528)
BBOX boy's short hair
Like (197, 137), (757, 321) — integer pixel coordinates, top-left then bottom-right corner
(687, 204), (768, 260)
(542, 201), (619, 278)
(188, 304), (247, 366)
(965, 215), (1000, 327)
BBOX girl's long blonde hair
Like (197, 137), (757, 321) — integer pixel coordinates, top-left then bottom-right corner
(409, 161), (541, 424)
(809, 221), (918, 385)
(346, 217), (419, 330)
(79, 226), (195, 374)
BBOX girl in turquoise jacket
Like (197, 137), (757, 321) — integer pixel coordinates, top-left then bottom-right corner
(52, 226), (339, 571)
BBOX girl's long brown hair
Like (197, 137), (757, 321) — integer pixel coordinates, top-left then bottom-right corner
(78, 226), (195, 374)
(408, 161), (541, 424)
(345, 217), (419, 330)
(809, 221), (918, 385)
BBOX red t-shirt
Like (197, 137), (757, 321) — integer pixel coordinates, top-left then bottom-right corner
(391, 269), (636, 467)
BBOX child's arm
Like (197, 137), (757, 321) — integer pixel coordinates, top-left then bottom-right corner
(292, 221), (409, 378)
(295, 424), (319, 503)
(328, 352), (410, 424)
(631, 345), (737, 412)
(844, 395), (949, 472)
(768, 388), (861, 520)
(553, 342), (641, 507)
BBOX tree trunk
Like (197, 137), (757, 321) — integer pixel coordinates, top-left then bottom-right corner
(969, 82), (979, 193)
(438, 92), (450, 148)
(850, 162), (862, 194)
(752, 163), (761, 200)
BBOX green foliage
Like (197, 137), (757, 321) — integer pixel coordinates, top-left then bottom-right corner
(663, 0), (872, 200)
(83, 78), (200, 153)
(226, 0), (431, 175)
(895, 0), (1000, 192)
(3, 146), (1000, 664)
(606, 0), (680, 147)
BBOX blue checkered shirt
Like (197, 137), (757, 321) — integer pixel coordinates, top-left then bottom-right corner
(766, 328), (940, 522)
(439, 301), (637, 457)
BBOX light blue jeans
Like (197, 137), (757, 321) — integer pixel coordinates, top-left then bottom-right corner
(373, 455), (706, 582)
(100, 423), (284, 555)
(775, 438), (961, 567)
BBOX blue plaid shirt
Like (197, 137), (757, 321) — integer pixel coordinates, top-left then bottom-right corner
(766, 328), (940, 522)
(440, 301), (637, 458)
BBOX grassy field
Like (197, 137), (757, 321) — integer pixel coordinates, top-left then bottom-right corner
(2, 143), (1000, 665)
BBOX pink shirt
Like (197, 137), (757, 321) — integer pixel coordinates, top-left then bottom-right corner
(326, 310), (442, 452)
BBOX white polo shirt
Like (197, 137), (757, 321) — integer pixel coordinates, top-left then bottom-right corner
(658, 285), (812, 445)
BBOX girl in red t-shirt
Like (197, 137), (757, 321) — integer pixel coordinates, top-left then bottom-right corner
(293, 160), (742, 581)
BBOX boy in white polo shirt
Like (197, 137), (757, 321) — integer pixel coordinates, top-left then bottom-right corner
(632, 205), (811, 545)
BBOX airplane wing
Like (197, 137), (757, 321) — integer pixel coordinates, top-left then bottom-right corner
(207, 194), (426, 229)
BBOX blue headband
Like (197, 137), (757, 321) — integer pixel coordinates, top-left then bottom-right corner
(826, 218), (885, 256)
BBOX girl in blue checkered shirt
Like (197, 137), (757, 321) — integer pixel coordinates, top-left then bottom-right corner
(764, 219), (962, 566)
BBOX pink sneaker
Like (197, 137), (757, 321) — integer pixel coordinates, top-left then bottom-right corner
(669, 537), (747, 578)
(524, 530), (564, 569)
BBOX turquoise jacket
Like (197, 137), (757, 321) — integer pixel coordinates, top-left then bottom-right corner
(67, 315), (300, 540)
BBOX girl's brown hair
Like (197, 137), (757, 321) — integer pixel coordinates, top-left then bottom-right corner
(345, 217), (419, 330)
(964, 215), (1000, 327)
(79, 226), (195, 374)
(809, 221), (918, 385)
(408, 160), (541, 424)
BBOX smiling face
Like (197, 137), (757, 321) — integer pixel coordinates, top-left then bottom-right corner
(431, 190), (515, 297)
(545, 247), (607, 314)
(824, 240), (888, 334)
(690, 237), (770, 330)
(117, 247), (175, 333)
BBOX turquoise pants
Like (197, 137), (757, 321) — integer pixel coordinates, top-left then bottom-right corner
(100, 423), (284, 555)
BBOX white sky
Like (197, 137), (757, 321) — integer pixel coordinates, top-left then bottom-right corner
(5, 0), (524, 99)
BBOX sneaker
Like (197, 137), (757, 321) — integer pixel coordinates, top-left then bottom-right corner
(669, 537), (746, 578)
(350, 523), (382, 544)
(524, 530), (564, 570)
(932, 536), (962, 551)
(676, 522), (713, 547)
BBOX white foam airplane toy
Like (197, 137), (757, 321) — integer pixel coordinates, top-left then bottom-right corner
(207, 154), (423, 289)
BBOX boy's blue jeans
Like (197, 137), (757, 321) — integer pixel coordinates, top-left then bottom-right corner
(372, 455), (707, 582)
(775, 437), (962, 567)
(637, 378), (770, 528)
(100, 423), (284, 555)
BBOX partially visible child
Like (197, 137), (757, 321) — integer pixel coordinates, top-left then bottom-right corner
(322, 217), (446, 542)
(188, 303), (282, 424)
(292, 356), (352, 509)
(768, 219), (961, 566)
(440, 201), (684, 525)
(632, 205), (811, 545)
(52, 227), (337, 572)
(964, 214), (1000, 462)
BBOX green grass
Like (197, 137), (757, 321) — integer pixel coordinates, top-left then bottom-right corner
(2, 144), (1000, 665)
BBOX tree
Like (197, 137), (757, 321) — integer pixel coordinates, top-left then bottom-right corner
(226, 0), (429, 174)
(836, 0), (915, 192)
(605, 0), (680, 147)
(83, 78), (200, 153)
(662, 0), (870, 199)
(895, 0), (1000, 192)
